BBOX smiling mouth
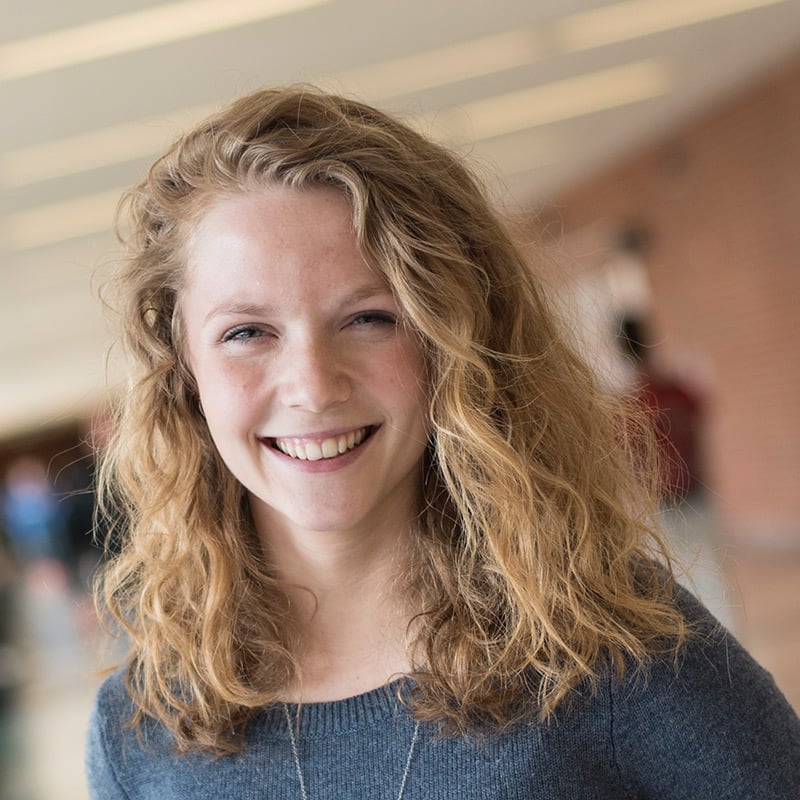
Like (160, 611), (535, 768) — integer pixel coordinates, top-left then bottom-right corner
(270, 426), (376, 462)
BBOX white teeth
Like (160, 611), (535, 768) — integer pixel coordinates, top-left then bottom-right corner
(304, 442), (323, 461)
(322, 439), (339, 458)
(279, 440), (297, 458)
(274, 428), (370, 461)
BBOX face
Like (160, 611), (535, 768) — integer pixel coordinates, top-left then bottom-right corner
(181, 185), (429, 546)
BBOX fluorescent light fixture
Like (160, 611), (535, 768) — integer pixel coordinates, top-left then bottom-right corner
(472, 130), (559, 178)
(555, 0), (788, 51)
(1, 26), (545, 188)
(1, 60), (669, 250)
(1, 25), (545, 187)
(0, 0), (330, 81)
(428, 60), (673, 143)
(3, 0), (781, 185)
(1, 188), (124, 251)
(0, 103), (217, 188)
(330, 0), (785, 100)
(332, 28), (545, 100)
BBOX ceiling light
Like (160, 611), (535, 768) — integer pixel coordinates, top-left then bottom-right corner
(4, 0), (776, 184)
(555, 0), (787, 51)
(472, 130), (559, 178)
(428, 59), (672, 143)
(0, 0), (330, 81)
(1, 188), (124, 251)
(0, 103), (216, 187)
(1, 60), (669, 251)
(331, 28), (544, 100)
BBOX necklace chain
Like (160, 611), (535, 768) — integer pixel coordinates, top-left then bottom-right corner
(283, 703), (420, 800)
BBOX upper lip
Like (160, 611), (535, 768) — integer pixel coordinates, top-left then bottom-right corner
(262, 424), (377, 442)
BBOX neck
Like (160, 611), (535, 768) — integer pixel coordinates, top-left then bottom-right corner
(253, 507), (417, 702)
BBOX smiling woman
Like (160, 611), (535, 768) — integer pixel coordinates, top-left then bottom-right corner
(182, 187), (429, 547)
(87, 86), (800, 799)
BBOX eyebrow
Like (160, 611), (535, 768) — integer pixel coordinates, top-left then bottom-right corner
(202, 284), (393, 324)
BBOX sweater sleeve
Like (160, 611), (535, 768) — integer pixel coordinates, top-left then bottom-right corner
(609, 585), (800, 800)
(85, 674), (132, 800)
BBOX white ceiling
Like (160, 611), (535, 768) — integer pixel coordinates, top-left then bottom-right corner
(2, 0), (800, 440)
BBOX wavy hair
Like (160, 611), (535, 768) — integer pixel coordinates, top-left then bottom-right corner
(97, 85), (687, 753)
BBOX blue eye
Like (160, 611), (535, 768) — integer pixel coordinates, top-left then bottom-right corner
(221, 325), (266, 342)
(350, 311), (397, 327)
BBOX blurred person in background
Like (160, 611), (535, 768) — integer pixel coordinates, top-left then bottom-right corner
(86, 86), (799, 799)
(2, 456), (65, 575)
(618, 316), (705, 502)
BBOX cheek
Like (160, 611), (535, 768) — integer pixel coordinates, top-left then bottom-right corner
(388, 344), (429, 421)
(195, 361), (262, 423)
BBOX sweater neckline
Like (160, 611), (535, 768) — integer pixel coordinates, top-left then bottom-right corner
(256, 678), (414, 739)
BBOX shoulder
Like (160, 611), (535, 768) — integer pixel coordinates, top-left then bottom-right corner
(608, 580), (800, 797)
(86, 667), (180, 798)
(86, 667), (136, 798)
(92, 666), (136, 725)
(88, 667), (135, 758)
(653, 580), (793, 717)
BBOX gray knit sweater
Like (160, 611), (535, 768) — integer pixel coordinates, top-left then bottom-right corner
(86, 587), (800, 799)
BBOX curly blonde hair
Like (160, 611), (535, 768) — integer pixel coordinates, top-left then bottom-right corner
(97, 85), (687, 753)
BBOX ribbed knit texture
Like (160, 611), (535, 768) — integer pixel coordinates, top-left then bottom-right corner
(86, 585), (800, 799)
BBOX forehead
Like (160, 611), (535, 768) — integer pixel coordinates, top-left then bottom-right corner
(181, 185), (389, 306)
(187, 182), (351, 246)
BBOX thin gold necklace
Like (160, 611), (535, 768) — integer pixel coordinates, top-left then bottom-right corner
(282, 703), (420, 800)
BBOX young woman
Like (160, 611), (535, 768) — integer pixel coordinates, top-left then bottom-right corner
(86, 86), (800, 799)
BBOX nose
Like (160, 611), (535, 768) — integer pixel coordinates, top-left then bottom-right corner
(278, 337), (352, 413)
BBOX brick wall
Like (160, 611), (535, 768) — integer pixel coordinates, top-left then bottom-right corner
(545, 52), (800, 549)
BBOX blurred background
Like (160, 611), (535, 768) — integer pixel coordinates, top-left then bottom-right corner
(2, 0), (799, 796)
